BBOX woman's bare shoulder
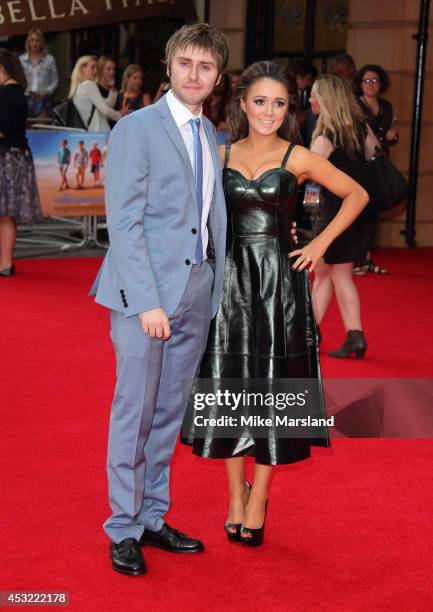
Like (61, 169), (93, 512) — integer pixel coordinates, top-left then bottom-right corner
(285, 143), (319, 181)
(284, 142), (308, 164)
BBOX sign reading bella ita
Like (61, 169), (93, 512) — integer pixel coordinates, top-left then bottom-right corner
(0, 0), (197, 36)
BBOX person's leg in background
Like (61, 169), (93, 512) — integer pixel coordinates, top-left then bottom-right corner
(354, 215), (388, 275)
(0, 216), (16, 275)
(328, 262), (367, 359)
(312, 258), (334, 326)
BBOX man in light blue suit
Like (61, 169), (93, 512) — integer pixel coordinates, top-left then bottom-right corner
(89, 24), (229, 575)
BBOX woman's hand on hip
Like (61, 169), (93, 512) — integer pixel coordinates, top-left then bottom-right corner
(288, 235), (329, 272)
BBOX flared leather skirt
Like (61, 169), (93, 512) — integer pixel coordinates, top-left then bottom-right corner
(183, 233), (329, 465)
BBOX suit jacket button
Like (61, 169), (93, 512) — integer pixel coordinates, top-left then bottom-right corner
(191, 228), (197, 234)
(185, 259), (191, 265)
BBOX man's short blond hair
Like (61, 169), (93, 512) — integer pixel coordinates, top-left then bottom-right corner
(165, 23), (229, 74)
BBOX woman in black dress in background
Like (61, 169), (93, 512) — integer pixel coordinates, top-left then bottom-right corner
(354, 64), (399, 275)
(184, 62), (368, 546)
(309, 74), (378, 358)
(356, 65), (398, 155)
(0, 49), (42, 276)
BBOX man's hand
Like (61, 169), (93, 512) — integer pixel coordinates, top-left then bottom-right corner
(139, 308), (171, 340)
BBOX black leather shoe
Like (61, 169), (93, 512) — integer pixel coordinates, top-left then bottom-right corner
(224, 480), (252, 542)
(241, 501), (268, 547)
(139, 523), (204, 553)
(109, 538), (147, 575)
(0, 264), (15, 277)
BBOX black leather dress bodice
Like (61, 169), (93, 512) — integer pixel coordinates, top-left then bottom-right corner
(223, 149), (298, 241)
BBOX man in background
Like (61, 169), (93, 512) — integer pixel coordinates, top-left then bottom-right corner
(331, 53), (357, 90)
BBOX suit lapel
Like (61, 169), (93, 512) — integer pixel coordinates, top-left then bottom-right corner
(156, 97), (194, 181)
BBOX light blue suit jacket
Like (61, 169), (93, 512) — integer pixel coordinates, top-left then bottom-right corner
(89, 96), (227, 318)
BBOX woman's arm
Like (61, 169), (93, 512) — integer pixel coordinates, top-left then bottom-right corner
(381, 99), (398, 144)
(83, 81), (121, 122)
(365, 124), (381, 159)
(105, 88), (117, 109)
(288, 145), (369, 271)
(142, 93), (152, 107)
(295, 136), (334, 184)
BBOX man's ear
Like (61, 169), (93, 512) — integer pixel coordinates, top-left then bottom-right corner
(215, 73), (222, 87)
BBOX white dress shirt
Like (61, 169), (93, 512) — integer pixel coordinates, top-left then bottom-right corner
(166, 89), (215, 262)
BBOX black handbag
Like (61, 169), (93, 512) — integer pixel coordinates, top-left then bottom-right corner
(52, 98), (95, 130)
(369, 149), (409, 212)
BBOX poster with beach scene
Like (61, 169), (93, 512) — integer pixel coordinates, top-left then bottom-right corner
(27, 130), (109, 217)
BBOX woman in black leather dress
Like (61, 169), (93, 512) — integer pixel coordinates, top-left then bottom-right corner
(184, 62), (369, 546)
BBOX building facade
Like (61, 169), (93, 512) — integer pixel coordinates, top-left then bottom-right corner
(1, 0), (430, 245)
(207, 0), (432, 247)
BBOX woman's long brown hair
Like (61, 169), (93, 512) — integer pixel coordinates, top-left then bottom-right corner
(312, 74), (365, 156)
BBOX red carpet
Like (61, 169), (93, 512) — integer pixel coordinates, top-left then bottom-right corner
(1, 248), (432, 611)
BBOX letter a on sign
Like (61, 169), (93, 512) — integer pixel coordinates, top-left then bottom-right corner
(69, 0), (89, 16)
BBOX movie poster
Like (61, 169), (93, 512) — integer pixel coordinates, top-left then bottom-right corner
(27, 130), (109, 217)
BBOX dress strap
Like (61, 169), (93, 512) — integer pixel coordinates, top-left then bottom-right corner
(281, 143), (295, 168)
(224, 141), (232, 169)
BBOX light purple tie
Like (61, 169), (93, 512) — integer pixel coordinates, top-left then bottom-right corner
(189, 117), (204, 264)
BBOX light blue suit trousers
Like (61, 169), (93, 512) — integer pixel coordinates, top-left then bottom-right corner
(104, 262), (214, 542)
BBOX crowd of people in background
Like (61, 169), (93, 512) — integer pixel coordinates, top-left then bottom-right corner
(6, 27), (401, 166)
(1, 27), (400, 338)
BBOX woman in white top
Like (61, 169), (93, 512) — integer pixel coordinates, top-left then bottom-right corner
(69, 55), (121, 131)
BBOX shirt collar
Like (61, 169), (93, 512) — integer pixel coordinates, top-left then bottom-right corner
(166, 88), (203, 129)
